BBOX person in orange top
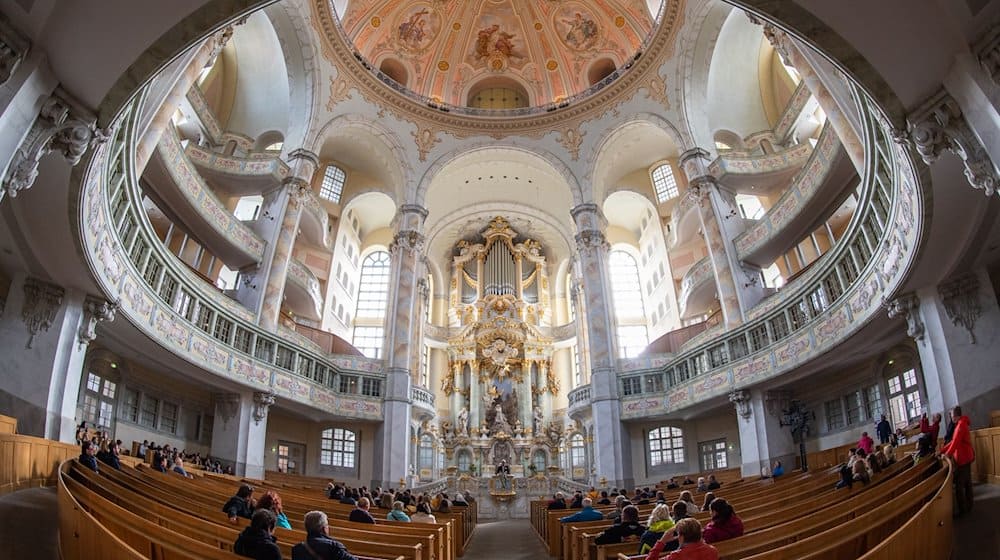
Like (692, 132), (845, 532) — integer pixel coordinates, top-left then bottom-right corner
(645, 518), (718, 560)
(940, 405), (975, 516)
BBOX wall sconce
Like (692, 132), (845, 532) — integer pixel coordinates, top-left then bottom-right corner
(262, 210), (275, 221)
(724, 208), (738, 219)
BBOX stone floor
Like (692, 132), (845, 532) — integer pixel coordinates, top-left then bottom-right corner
(0, 487), (59, 560)
(464, 519), (550, 560)
(952, 482), (1000, 559)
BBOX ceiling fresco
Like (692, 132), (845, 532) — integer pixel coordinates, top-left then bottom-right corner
(338, 0), (657, 107)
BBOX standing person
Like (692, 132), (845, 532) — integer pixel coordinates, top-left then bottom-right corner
(940, 405), (975, 517)
(876, 415), (892, 445)
(920, 412), (942, 448)
(857, 432), (875, 455)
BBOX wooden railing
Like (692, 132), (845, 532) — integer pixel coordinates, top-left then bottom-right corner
(971, 425), (1000, 484)
(292, 322), (365, 356)
(0, 420), (77, 495)
(642, 312), (722, 355)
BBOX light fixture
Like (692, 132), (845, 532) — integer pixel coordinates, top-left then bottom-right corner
(888, 359), (895, 365)
(110, 363), (117, 368)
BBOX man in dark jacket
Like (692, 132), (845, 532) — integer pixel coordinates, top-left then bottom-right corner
(594, 505), (645, 545)
(224, 484), (256, 522)
(293, 511), (357, 560)
(348, 497), (376, 524)
(79, 441), (99, 473)
(547, 492), (567, 510)
(234, 509), (281, 560)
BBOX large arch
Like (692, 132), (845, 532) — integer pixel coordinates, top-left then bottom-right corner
(590, 114), (686, 206)
(312, 114), (413, 204)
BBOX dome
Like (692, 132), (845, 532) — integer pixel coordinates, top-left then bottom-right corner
(333, 0), (662, 110)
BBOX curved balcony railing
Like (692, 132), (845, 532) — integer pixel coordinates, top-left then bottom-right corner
(411, 386), (436, 418)
(773, 82), (813, 142)
(185, 143), (289, 195)
(668, 191), (700, 248)
(678, 256), (714, 317)
(185, 84), (223, 144)
(422, 321), (578, 343)
(708, 140), (813, 184)
(300, 190), (333, 249)
(567, 385), (592, 418)
(618, 89), (923, 419)
(286, 257), (323, 321)
(78, 90), (385, 420)
(733, 123), (849, 264)
(146, 124), (265, 267)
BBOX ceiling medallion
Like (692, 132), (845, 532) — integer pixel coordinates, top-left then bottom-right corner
(546, 59), (558, 71)
(438, 60), (450, 71)
(370, 16), (381, 28)
(615, 16), (625, 28)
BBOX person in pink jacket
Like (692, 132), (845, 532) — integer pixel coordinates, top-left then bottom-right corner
(702, 499), (744, 544)
(645, 518), (718, 560)
(857, 432), (875, 455)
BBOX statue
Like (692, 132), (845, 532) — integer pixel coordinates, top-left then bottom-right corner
(533, 407), (544, 435)
(482, 337), (518, 374)
(457, 407), (469, 436)
(494, 459), (511, 491)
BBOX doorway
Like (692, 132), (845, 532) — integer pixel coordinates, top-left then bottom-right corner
(277, 441), (306, 475)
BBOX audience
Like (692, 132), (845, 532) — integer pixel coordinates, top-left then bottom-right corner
(151, 453), (168, 473)
(348, 497), (376, 524)
(597, 490), (612, 505)
(172, 456), (193, 478)
(78, 440), (99, 473)
(771, 461), (784, 477)
(595, 505), (645, 545)
(706, 475), (721, 491)
(606, 495), (629, 523)
(646, 518), (718, 560)
(569, 491), (585, 509)
(852, 453), (872, 484)
(410, 502), (437, 524)
(547, 492), (567, 510)
(639, 503), (677, 554)
(292, 511), (357, 560)
(224, 484), (256, 523)
(695, 477), (707, 493)
(387, 501), (411, 522)
(665, 478), (679, 490)
(702, 499), (743, 544)
(257, 491), (292, 530)
(700, 492), (716, 513)
(233, 509), (281, 560)
(677, 491), (698, 515)
(560, 497), (604, 523)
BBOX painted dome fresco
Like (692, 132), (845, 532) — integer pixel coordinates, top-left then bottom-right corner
(333, 0), (661, 109)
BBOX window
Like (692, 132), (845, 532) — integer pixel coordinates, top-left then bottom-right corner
(140, 395), (159, 428)
(352, 326), (385, 359)
(80, 372), (117, 429)
(570, 434), (586, 468)
(277, 444), (290, 473)
(123, 388), (140, 423)
(352, 251), (391, 358)
(320, 428), (356, 468)
(824, 399), (845, 431)
(622, 377), (642, 396)
(418, 435), (433, 472)
(361, 377), (382, 397)
(160, 402), (178, 434)
(649, 426), (684, 466)
(651, 163), (679, 203)
(533, 449), (546, 474)
(887, 368), (924, 428)
(457, 450), (471, 472)
(609, 250), (649, 358)
(319, 165), (346, 203)
(699, 439), (728, 471)
(339, 375), (358, 394)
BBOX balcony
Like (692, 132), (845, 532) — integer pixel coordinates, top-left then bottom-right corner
(142, 124), (265, 268)
(286, 257), (323, 321)
(567, 385), (592, 419)
(708, 140), (813, 193)
(411, 386), (436, 420)
(678, 256), (715, 319)
(185, 143), (290, 196)
(668, 191), (701, 248)
(299, 190), (333, 249)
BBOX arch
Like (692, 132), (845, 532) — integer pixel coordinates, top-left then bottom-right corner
(712, 129), (743, 151)
(460, 73), (535, 109)
(254, 129), (284, 152)
(378, 57), (410, 87)
(414, 143), (583, 207)
(589, 113), (688, 205)
(587, 58), (618, 86)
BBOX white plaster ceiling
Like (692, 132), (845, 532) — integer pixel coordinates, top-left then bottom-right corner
(603, 190), (654, 239)
(343, 191), (396, 238)
(593, 120), (679, 203)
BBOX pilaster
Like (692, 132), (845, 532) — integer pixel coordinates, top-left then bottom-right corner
(210, 390), (270, 478)
(730, 388), (795, 477)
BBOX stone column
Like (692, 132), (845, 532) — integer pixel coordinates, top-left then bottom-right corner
(209, 391), (273, 478)
(904, 270), (1000, 426)
(730, 389), (796, 477)
(679, 149), (747, 327)
(571, 203), (633, 488)
(134, 29), (231, 173)
(760, 24), (866, 171)
(0, 274), (115, 441)
(257, 149), (319, 330)
(372, 204), (427, 488)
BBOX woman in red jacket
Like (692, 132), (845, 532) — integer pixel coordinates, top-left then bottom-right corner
(702, 499), (744, 544)
(940, 405), (975, 516)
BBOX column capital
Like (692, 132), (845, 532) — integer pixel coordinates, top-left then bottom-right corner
(21, 278), (64, 349)
(678, 147), (715, 184)
(938, 273), (982, 344)
(574, 229), (609, 256)
(729, 389), (752, 419)
(908, 89), (999, 196)
(78, 296), (118, 347)
(390, 229), (425, 255)
(252, 391), (276, 425)
(884, 292), (925, 341)
(286, 148), (319, 166)
(570, 203), (606, 230)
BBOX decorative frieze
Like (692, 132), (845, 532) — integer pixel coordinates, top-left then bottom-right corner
(78, 296), (118, 347)
(3, 89), (99, 200)
(908, 90), (998, 196)
(20, 278), (64, 348)
(938, 274), (981, 344)
(729, 389), (751, 419)
(884, 292), (924, 342)
(252, 391), (276, 424)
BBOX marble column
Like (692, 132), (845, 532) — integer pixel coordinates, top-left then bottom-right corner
(761, 25), (865, 171)
(571, 204), (633, 488)
(373, 204), (427, 488)
(209, 390), (272, 478)
(679, 149), (747, 327)
(730, 389), (796, 477)
(905, 270), (1000, 427)
(258, 149), (319, 330)
(134, 29), (231, 173)
(0, 274), (115, 441)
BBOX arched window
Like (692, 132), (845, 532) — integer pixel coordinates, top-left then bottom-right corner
(570, 434), (586, 468)
(609, 250), (649, 358)
(650, 163), (679, 203)
(418, 434), (434, 473)
(352, 251), (390, 358)
(320, 427), (356, 468)
(649, 426), (684, 466)
(320, 165), (346, 203)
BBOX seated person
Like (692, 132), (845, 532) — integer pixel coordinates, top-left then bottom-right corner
(348, 497), (376, 524)
(234, 509), (281, 560)
(151, 452), (168, 473)
(597, 490), (612, 505)
(639, 503), (676, 554)
(595, 505), (645, 545)
(172, 456), (193, 478)
(224, 484), (256, 523)
(453, 492), (468, 507)
(681, 477), (695, 485)
(655, 490), (668, 504)
(705, 475), (721, 491)
(702, 499), (743, 544)
(338, 488), (358, 506)
(547, 492), (568, 510)
(559, 498), (604, 523)
(606, 495), (629, 523)
(696, 477), (707, 493)
(587, 486), (600, 500)
(646, 517), (718, 560)
(292, 510), (357, 560)
(771, 460), (784, 477)
(912, 434), (935, 465)
(569, 491), (584, 509)
(665, 477), (679, 490)
(78, 440), (99, 473)
(852, 457), (871, 484)
(387, 501), (411, 522)
(677, 491), (698, 515)
(257, 491), (292, 530)
(866, 454), (882, 475)
(410, 502), (437, 524)
(700, 492), (716, 513)
(835, 463), (854, 490)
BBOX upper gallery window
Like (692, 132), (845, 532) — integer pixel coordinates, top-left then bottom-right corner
(320, 165), (346, 203)
(651, 163), (679, 203)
